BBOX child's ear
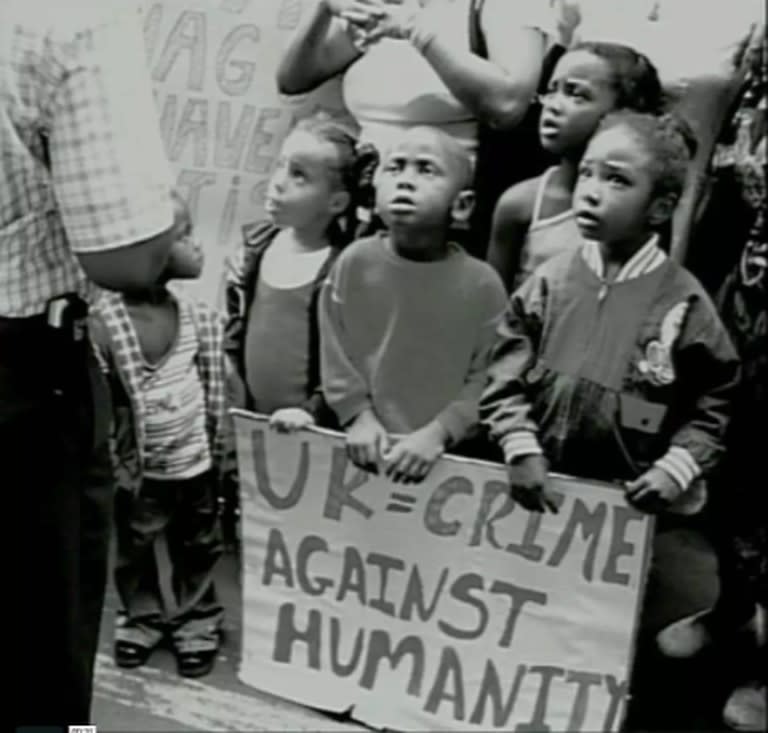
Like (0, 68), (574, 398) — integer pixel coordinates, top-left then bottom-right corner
(451, 189), (475, 225)
(329, 190), (351, 217)
(647, 192), (677, 229)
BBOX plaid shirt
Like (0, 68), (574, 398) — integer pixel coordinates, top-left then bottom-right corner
(0, 0), (173, 317)
(91, 288), (226, 494)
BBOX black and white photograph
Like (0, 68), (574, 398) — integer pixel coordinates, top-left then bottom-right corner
(2, 1), (765, 731)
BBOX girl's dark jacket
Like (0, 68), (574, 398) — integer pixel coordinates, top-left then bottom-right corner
(223, 220), (340, 428)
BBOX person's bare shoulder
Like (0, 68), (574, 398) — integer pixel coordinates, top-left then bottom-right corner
(493, 176), (542, 231)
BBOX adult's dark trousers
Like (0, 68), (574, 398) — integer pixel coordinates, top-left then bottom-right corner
(3, 314), (114, 729)
(706, 453), (768, 627)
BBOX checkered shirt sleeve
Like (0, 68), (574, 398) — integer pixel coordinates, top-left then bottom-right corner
(194, 302), (227, 467)
(48, 5), (174, 253)
(1, 2), (174, 316)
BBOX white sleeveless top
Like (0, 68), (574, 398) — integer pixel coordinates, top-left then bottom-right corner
(516, 167), (580, 289)
(342, 0), (552, 156)
(343, 0), (476, 154)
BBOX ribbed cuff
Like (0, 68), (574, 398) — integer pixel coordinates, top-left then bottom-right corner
(653, 446), (701, 492)
(500, 431), (543, 464)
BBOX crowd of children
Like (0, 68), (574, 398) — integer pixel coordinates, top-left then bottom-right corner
(90, 37), (765, 732)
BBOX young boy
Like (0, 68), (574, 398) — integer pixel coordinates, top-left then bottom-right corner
(320, 126), (507, 482)
(481, 111), (741, 515)
(91, 203), (226, 678)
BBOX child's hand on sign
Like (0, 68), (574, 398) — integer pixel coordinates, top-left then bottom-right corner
(346, 408), (390, 474)
(270, 408), (316, 433)
(625, 466), (683, 513)
(507, 454), (558, 514)
(383, 421), (447, 484)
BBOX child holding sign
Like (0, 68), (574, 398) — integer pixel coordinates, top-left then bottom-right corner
(224, 113), (378, 431)
(481, 112), (740, 515)
(487, 41), (664, 292)
(91, 201), (226, 678)
(320, 125), (507, 483)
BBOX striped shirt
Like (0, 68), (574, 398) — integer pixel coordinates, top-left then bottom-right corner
(91, 288), (225, 494)
(142, 305), (211, 480)
(0, 0), (173, 317)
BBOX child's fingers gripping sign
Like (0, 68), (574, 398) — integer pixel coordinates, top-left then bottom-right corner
(383, 442), (428, 484)
(269, 408), (315, 434)
(346, 410), (390, 474)
(625, 466), (683, 513)
(507, 454), (559, 514)
(384, 423), (446, 484)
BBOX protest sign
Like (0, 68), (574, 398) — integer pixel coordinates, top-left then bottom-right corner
(142, 0), (352, 307)
(233, 410), (654, 732)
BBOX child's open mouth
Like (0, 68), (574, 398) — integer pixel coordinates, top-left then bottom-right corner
(388, 196), (416, 214)
(539, 118), (561, 137)
(575, 211), (601, 231)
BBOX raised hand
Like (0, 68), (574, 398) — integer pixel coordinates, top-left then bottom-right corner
(324, 0), (387, 27)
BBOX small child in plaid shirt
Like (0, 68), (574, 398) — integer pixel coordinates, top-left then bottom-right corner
(91, 196), (226, 678)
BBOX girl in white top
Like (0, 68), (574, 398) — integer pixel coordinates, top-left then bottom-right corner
(552, 0), (763, 259)
(488, 42), (664, 292)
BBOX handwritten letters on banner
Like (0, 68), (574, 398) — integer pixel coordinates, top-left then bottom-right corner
(233, 411), (653, 732)
(142, 0), (350, 305)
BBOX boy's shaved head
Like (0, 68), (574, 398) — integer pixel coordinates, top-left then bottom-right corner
(384, 126), (473, 191)
(376, 125), (476, 239)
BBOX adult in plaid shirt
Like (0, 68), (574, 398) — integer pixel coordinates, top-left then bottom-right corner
(1, 0), (187, 726)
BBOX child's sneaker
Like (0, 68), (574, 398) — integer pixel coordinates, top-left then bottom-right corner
(723, 683), (766, 732)
(114, 613), (164, 668)
(656, 608), (760, 658)
(172, 624), (222, 678)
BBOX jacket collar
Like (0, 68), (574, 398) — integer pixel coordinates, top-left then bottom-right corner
(581, 234), (667, 283)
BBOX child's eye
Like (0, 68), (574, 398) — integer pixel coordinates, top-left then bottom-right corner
(290, 167), (307, 182)
(608, 173), (628, 186)
(578, 165), (593, 178)
(418, 162), (436, 175)
(564, 83), (589, 102)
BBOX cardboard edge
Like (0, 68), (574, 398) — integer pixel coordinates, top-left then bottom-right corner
(229, 407), (628, 493)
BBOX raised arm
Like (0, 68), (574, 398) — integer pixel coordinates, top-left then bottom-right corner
(402, 0), (549, 130)
(276, 0), (379, 95)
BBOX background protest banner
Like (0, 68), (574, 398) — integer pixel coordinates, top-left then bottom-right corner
(142, 0), (352, 307)
(233, 411), (654, 732)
